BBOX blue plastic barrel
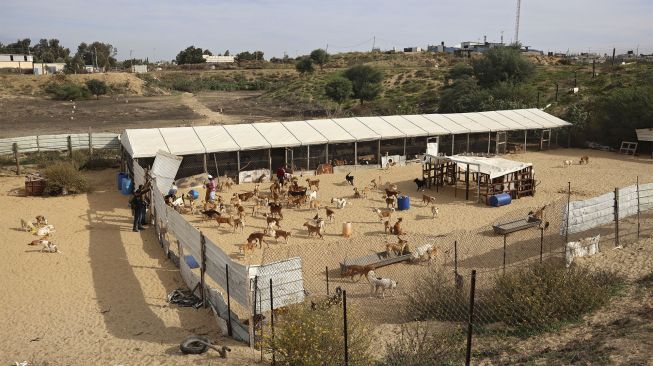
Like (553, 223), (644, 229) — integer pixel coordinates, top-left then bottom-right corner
(188, 189), (199, 200)
(185, 255), (200, 269)
(397, 195), (410, 211)
(489, 193), (512, 207)
(117, 172), (127, 190)
(121, 178), (133, 195)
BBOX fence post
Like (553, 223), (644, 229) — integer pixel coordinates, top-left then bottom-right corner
(614, 187), (620, 247)
(226, 265), (233, 337)
(454, 240), (458, 275)
(252, 276), (259, 355)
(88, 127), (93, 155)
(565, 182), (571, 243)
(12, 142), (20, 175)
(343, 290), (349, 366)
(503, 234), (507, 274)
(259, 285), (263, 362)
(540, 227), (544, 263)
(465, 270), (477, 366)
(67, 135), (73, 158)
(270, 278), (275, 366)
(637, 176), (641, 239)
(326, 266), (330, 295)
(199, 232), (206, 306)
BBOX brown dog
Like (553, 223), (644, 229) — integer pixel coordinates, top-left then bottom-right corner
(238, 191), (255, 202)
(579, 155), (589, 165)
(325, 207), (335, 222)
(391, 218), (403, 235)
(303, 222), (324, 239)
(263, 213), (282, 228)
(422, 194), (436, 206)
(306, 178), (320, 191)
(215, 216), (234, 228)
(385, 195), (397, 209)
(342, 264), (375, 282)
(246, 232), (267, 248)
(274, 229), (292, 243)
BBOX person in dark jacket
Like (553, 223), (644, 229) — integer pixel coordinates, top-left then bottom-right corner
(131, 184), (150, 232)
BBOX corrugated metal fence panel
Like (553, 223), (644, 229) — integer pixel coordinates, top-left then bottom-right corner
(37, 134), (76, 151)
(0, 133), (120, 155)
(562, 191), (615, 235)
(249, 257), (305, 312)
(152, 191), (168, 224)
(91, 133), (121, 149)
(618, 184), (639, 219)
(166, 208), (201, 260)
(636, 128), (653, 142)
(204, 237), (250, 307)
(0, 136), (39, 154)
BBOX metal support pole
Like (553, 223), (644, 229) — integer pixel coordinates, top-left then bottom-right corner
(377, 139), (381, 168)
(465, 270), (477, 366)
(565, 182), (571, 243)
(268, 149), (272, 176)
(326, 266), (330, 295)
(466, 133), (470, 153)
(540, 227), (544, 263)
(614, 187), (620, 247)
(88, 127), (93, 155)
(487, 132), (491, 154)
(307, 145), (310, 171)
(503, 234), (507, 274)
(326, 144), (329, 164)
(403, 138), (407, 157)
(354, 142), (358, 169)
(236, 151), (241, 184)
(465, 164), (470, 200)
(226, 265), (233, 336)
(451, 135), (455, 156)
(343, 290), (349, 366)
(637, 176), (641, 239)
(200, 232), (207, 306)
(270, 278), (275, 366)
(524, 130), (527, 152)
(203, 154), (208, 173)
(454, 240), (458, 274)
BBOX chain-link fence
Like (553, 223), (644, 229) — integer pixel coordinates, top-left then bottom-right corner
(247, 178), (653, 365)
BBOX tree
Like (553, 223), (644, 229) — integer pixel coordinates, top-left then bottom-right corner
(445, 62), (473, 84)
(309, 49), (329, 70)
(31, 39), (70, 63)
(592, 86), (653, 146)
(224, 50), (230, 56)
(175, 46), (207, 64)
(438, 77), (489, 113)
(325, 77), (353, 106)
(472, 46), (535, 87)
(295, 58), (314, 75)
(236, 51), (265, 62)
(73, 41), (117, 70)
(0, 38), (31, 54)
(202, 49), (213, 56)
(65, 54), (85, 74)
(85, 79), (108, 99)
(343, 64), (383, 104)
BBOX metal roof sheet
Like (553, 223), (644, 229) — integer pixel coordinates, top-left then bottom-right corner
(252, 122), (301, 148)
(193, 125), (240, 153)
(379, 115), (429, 137)
(332, 117), (380, 141)
(510, 109), (558, 128)
(461, 112), (511, 131)
(479, 111), (528, 129)
(306, 119), (355, 143)
(399, 115), (450, 135)
(526, 109), (571, 127)
(281, 120), (328, 145)
(422, 113), (470, 134)
(223, 124), (270, 150)
(355, 116), (405, 139)
(496, 110), (544, 129)
(122, 129), (170, 158)
(442, 114), (488, 133)
(159, 127), (205, 155)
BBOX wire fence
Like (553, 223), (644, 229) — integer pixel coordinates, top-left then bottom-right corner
(247, 179), (653, 365)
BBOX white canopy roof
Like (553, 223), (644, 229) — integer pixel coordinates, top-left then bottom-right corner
(224, 124), (270, 150)
(306, 119), (355, 143)
(445, 155), (532, 179)
(332, 118), (380, 141)
(401, 115), (450, 135)
(380, 115), (429, 137)
(281, 121), (328, 145)
(193, 125), (240, 153)
(423, 114), (470, 134)
(121, 110), (570, 158)
(122, 128), (170, 158)
(356, 116), (405, 139)
(159, 127), (205, 155)
(253, 122), (301, 148)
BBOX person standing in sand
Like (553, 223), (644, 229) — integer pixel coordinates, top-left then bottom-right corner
(206, 175), (217, 201)
(276, 166), (286, 185)
(131, 184), (150, 232)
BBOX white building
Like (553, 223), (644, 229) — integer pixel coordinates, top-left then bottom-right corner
(131, 64), (148, 73)
(0, 54), (34, 70)
(33, 62), (66, 75)
(202, 55), (236, 63)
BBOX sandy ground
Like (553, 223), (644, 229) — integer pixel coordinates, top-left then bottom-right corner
(0, 170), (257, 365)
(2, 148), (652, 365)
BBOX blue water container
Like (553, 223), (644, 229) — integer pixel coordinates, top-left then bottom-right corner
(185, 255), (200, 269)
(188, 189), (199, 200)
(397, 195), (410, 211)
(117, 172), (127, 190)
(121, 178), (133, 195)
(489, 193), (512, 207)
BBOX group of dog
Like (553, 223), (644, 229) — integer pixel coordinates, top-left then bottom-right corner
(20, 215), (59, 253)
(340, 265), (398, 298)
(563, 155), (590, 168)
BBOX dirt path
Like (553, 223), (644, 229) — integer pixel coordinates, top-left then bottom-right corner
(179, 92), (226, 124)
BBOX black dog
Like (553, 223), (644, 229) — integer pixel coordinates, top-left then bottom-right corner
(345, 172), (354, 185)
(413, 178), (426, 191)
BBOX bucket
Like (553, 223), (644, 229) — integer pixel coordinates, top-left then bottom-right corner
(342, 222), (353, 238)
(121, 178), (133, 195)
(184, 255), (200, 269)
(397, 195), (410, 211)
(188, 189), (199, 200)
(117, 172), (127, 190)
(489, 193), (512, 207)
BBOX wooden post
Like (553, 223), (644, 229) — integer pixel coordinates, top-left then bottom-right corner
(268, 149), (272, 177)
(403, 138), (407, 157)
(199, 232), (206, 306)
(465, 164), (470, 200)
(12, 142), (20, 175)
(236, 151), (241, 184)
(203, 154), (208, 173)
(325, 144), (329, 164)
(466, 133), (470, 153)
(36, 135), (40, 153)
(503, 234), (507, 274)
(354, 142), (358, 169)
(377, 139), (381, 167)
(523, 130), (527, 152)
(454, 240), (458, 275)
(565, 182), (571, 243)
(487, 132), (491, 154)
(555, 83), (559, 102)
(88, 127), (93, 155)
(326, 266), (330, 295)
(451, 135), (455, 156)
(226, 265), (233, 337)
(343, 290), (349, 366)
(614, 187), (620, 247)
(67, 135), (73, 158)
(637, 176), (641, 239)
(465, 270), (477, 366)
(307, 145), (310, 171)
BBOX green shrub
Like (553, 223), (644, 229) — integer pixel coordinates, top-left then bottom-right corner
(43, 162), (89, 195)
(383, 323), (466, 366)
(44, 82), (91, 100)
(405, 269), (469, 322)
(85, 79), (109, 99)
(264, 303), (374, 366)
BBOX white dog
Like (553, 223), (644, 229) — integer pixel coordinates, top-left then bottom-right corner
(41, 241), (60, 253)
(367, 270), (398, 298)
(21, 218), (36, 232)
(431, 206), (439, 219)
(36, 224), (55, 237)
(307, 189), (318, 202)
(331, 197), (350, 209)
(563, 160), (573, 168)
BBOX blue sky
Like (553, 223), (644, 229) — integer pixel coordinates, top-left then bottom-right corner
(1, 0), (651, 61)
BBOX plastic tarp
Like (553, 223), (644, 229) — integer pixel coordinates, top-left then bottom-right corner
(511, 109), (559, 129)
(496, 110), (544, 129)
(527, 109), (572, 127)
(355, 116), (405, 139)
(223, 124), (270, 150)
(462, 112), (511, 131)
(159, 127), (205, 155)
(332, 117), (380, 141)
(151, 150), (183, 195)
(447, 155), (532, 179)
(380, 115), (429, 137)
(122, 129), (170, 158)
(423, 114), (470, 134)
(443, 114), (488, 133)
(193, 125), (239, 153)
(281, 121), (328, 145)
(306, 119), (355, 143)
(401, 115), (450, 136)
(479, 111), (528, 130)
(636, 128), (653, 142)
(253, 122), (301, 148)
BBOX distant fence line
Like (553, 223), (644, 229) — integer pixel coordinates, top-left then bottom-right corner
(0, 132), (121, 156)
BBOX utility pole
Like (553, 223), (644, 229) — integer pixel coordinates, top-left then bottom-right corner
(514, 0), (522, 44)
(372, 35), (376, 52)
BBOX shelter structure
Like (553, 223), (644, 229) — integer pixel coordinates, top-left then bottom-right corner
(120, 109), (570, 183)
(422, 154), (535, 204)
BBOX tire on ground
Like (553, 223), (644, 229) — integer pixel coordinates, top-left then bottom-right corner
(180, 336), (210, 354)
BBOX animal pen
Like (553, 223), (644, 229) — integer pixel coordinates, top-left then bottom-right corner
(119, 109), (570, 183)
(422, 154), (535, 204)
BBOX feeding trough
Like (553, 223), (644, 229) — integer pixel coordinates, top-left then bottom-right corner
(340, 250), (413, 274)
(492, 218), (543, 235)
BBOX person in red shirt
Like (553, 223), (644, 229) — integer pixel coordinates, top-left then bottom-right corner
(276, 166), (286, 185)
